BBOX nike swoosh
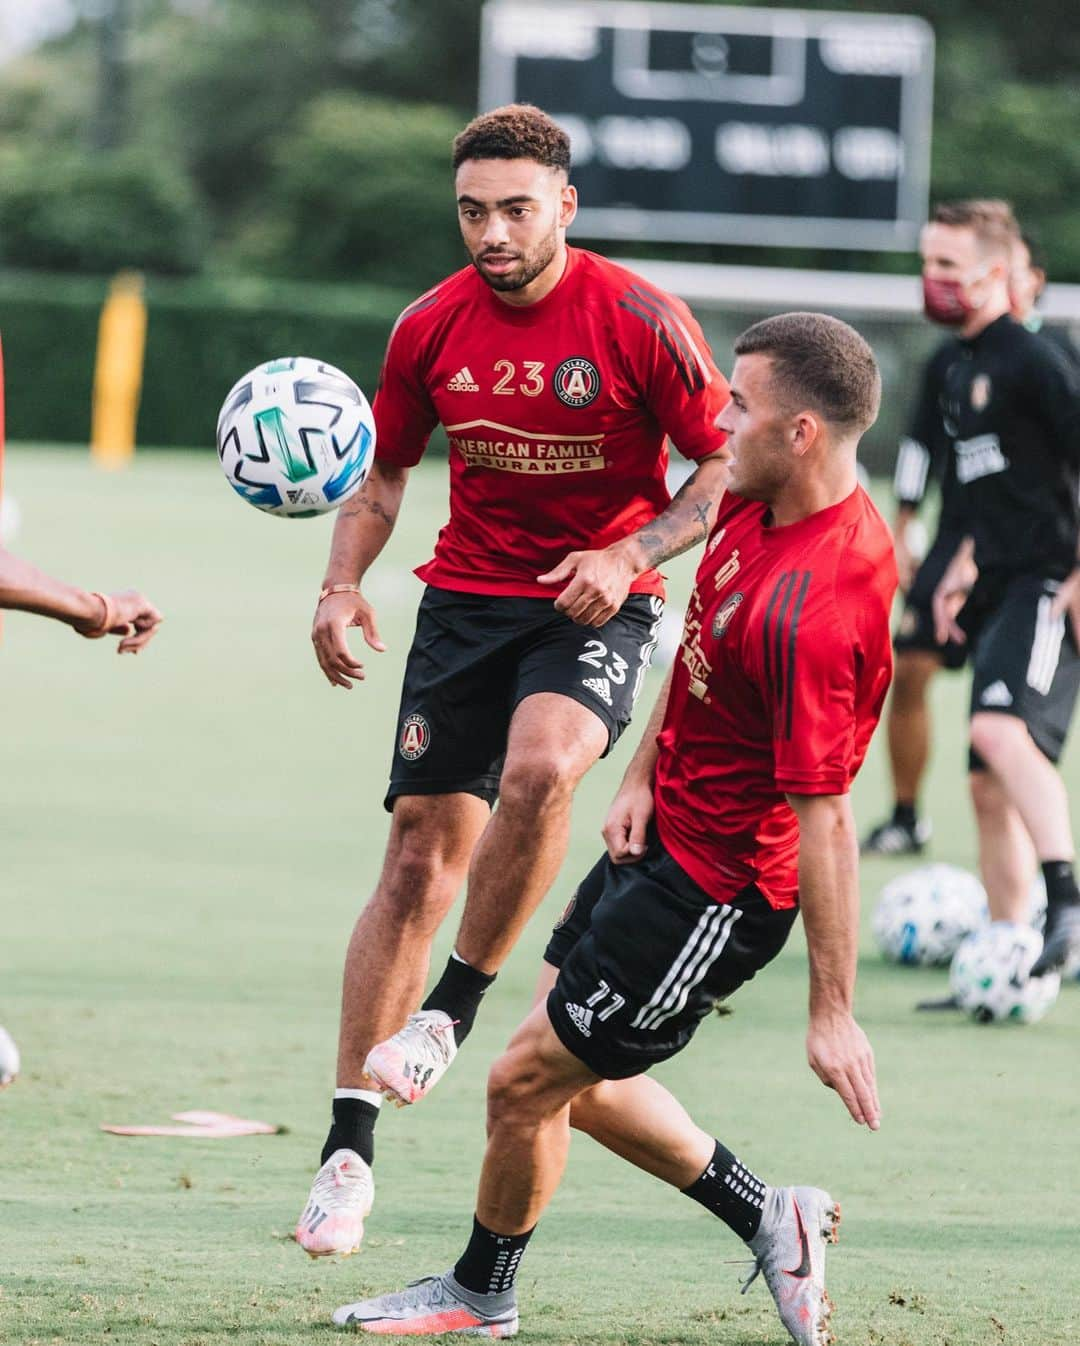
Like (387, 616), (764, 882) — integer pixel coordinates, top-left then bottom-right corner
(784, 1198), (812, 1278)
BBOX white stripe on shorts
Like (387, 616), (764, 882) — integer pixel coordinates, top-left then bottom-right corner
(631, 595), (665, 706)
(1026, 594), (1065, 696)
(631, 903), (743, 1032)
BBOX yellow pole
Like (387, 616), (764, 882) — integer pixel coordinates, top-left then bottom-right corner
(91, 270), (147, 469)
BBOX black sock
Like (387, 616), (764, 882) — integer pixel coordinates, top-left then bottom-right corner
(682, 1140), (769, 1242)
(453, 1216), (534, 1296)
(893, 801), (918, 829)
(321, 1097), (379, 1167)
(1042, 860), (1080, 911)
(423, 955), (497, 1046)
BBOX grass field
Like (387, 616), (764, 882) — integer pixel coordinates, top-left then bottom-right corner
(2, 446), (1079, 1346)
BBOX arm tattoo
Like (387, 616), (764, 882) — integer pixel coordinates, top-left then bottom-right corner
(342, 493), (397, 529)
(631, 469), (716, 566)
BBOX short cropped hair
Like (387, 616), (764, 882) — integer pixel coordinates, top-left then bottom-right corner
(452, 104), (571, 173)
(931, 199), (1020, 260)
(734, 312), (881, 434)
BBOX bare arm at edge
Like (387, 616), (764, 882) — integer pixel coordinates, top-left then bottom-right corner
(601, 666), (675, 863)
(787, 791), (881, 1131)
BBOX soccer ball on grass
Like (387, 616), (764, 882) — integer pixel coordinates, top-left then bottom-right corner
(216, 358), (375, 518)
(873, 863), (988, 966)
(949, 921), (1061, 1023)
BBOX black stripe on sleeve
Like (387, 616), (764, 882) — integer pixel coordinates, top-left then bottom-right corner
(783, 571), (812, 740)
(617, 299), (698, 396)
(772, 572), (798, 722)
(627, 285), (706, 393)
(763, 571), (790, 700)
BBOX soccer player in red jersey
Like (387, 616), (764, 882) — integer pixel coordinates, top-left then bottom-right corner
(332, 313), (896, 1345)
(298, 104), (732, 1256)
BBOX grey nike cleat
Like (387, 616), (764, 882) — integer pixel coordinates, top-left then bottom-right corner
(1030, 902), (1080, 977)
(742, 1185), (841, 1346)
(333, 1271), (518, 1337)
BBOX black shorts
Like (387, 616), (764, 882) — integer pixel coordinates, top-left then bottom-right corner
(385, 587), (664, 809)
(962, 573), (1080, 768)
(543, 842), (797, 1080)
(893, 527), (967, 670)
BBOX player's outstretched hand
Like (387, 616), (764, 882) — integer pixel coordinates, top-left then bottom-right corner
(538, 546), (637, 627)
(311, 590), (385, 689)
(602, 778), (654, 864)
(74, 590), (164, 654)
(806, 1011), (881, 1131)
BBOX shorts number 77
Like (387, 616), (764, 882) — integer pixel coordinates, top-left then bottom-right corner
(586, 980), (625, 1022)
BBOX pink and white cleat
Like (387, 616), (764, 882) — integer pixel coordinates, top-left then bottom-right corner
(332, 1271), (518, 1336)
(296, 1148), (374, 1258)
(741, 1185), (841, 1346)
(364, 1010), (458, 1106)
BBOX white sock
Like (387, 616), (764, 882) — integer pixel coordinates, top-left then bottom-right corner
(335, 1087), (383, 1109)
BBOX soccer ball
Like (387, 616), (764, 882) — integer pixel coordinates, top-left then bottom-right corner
(0, 1025), (20, 1087)
(949, 922), (1061, 1023)
(216, 357), (375, 518)
(1028, 873), (1047, 933)
(873, 863), (988, 966)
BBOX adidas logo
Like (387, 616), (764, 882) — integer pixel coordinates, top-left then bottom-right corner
(446, 366), (479, 392)
(564, 1002), (593, 1036)
(582, 676), (612, 706)
(980, 680), (1013, 707)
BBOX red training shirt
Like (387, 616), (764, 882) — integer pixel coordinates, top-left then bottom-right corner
(654, 488), (897, 910)
(372, 246), (730, 598)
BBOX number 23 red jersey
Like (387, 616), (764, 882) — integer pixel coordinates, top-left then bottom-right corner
(372, 246), (730, 598)
(654, 488), (898, 910)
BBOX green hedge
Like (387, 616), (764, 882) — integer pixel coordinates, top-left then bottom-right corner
(0, 270), (414, 447)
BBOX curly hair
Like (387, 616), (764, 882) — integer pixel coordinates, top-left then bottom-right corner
(452, 104), (571, 173)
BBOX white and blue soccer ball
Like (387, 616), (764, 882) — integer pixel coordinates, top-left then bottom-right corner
(873, 863), (989, 966)
(216, 357), (375, 518)
(949, 921), (1061, 1023)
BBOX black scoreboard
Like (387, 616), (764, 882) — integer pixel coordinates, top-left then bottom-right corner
(479, 1), (934, 250)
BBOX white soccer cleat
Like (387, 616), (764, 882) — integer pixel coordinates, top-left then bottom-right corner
(332, 1271), (518, 1336)
(364, 1010), (458, 1106)
(741, 1185), (840, 1346)
(296, 1148), (374, 1258)
(0, 1026), (20, 1088)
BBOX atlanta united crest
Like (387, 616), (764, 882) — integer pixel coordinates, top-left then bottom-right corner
(399, 713), (431, 761)
(553, 357), (601, 408)
(712, 592), (744, 639)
